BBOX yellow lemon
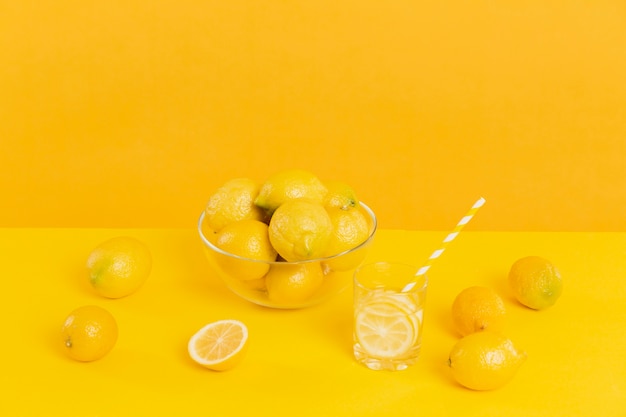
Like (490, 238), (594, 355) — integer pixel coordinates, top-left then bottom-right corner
(214, 220), (277, 281)
(254, 169), (328, 214)
(448, 331), (527, 391)
(188, 320), (248, 371)
(87, 236), (152, 298)
(61, 305), (118, 362)
(508, 256), (563, 310)
(204, 178), (265, 232)
(265, 262), (325, 306)
(451, 286), (506, 337)
(242, 277), (267, 292)
(268, 199), (332, 262)
(323, 207), (370, 271)
(322, 180), (359, 210)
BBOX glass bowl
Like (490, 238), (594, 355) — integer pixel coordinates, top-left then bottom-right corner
(197, 203), (377, 309)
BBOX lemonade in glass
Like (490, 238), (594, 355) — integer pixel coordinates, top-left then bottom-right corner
(353, 262), (428, 371)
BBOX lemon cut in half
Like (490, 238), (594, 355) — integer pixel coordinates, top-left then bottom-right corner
(188, 320), (249, 371)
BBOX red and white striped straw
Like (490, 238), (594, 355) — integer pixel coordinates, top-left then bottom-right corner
(402, 197), (486, 292)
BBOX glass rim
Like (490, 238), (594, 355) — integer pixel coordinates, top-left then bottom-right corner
(354, 261), (428, 291)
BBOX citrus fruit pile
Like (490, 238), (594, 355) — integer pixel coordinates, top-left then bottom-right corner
(447, 255), (563, 390)
(200, 168), (376, 308)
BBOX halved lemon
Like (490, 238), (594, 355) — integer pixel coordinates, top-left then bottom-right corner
(188, 320), (248, 371)
(354, 300), (419, 359)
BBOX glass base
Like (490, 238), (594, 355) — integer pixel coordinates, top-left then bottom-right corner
(353, 345), (420, 371)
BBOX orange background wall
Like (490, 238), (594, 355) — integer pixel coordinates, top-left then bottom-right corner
(1, 1), (625, 231)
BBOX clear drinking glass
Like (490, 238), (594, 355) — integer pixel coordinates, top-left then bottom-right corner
(353, 262), (428, 371)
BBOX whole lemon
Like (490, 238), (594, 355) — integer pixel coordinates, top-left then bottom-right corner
(448, 331), (526, 391)
(61, 305), (118, 362)
(451, 286), (506, 337)
(87, 236), (152, 298)
(322, 207), (370, 271)
(265, 262), (325, 306)
(254, 169), (328, 215)
(214, 219), (278, 281)
(204, 178), (265, 232)
(268, 199), (332, 262)
(322, 180), (359, 210)
(508, 256), (563, 310)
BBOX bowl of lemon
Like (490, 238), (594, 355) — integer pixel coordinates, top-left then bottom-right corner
(197, 169), (377, 309)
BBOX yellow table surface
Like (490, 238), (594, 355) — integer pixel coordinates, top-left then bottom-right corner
(2, 228), (625, 416)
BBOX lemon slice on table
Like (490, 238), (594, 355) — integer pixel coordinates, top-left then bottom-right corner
(355, 301), (419, 359)
(188, 320), (249, 371)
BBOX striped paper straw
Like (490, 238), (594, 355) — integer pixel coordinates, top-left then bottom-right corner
(402, 197), (486, 292)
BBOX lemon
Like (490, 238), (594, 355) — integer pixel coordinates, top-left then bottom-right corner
(242, 277), (267, 292)
(323, 207), (370, 271)
(322, 180), (359, 210)
(254, 169), (328, 214)
(451, 286), (506, 337)
(324, 207), (370, 256)
(204, 178), (265, 232)
(448, 331), (527, 391)
(188, 320), (248, 371)
(508, 256), (563, 310)
(214, 220), (278, 281)
(87, 236), (152, 298)
(61, 305), (118, 362)
(265, 262), (324, 306)
(268, 199), (332, 262)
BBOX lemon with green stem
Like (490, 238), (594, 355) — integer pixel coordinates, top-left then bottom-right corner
(87, 236), (152, 298)
(322, 180), (359, 210)
(508, 256), (563, 310)
(268, 199), (332, 262)
(255, 169), (328, 215)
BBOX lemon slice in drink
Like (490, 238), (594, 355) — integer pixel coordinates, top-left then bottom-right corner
(361, 290), (423, 340)
(355, 300), (418, 359)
